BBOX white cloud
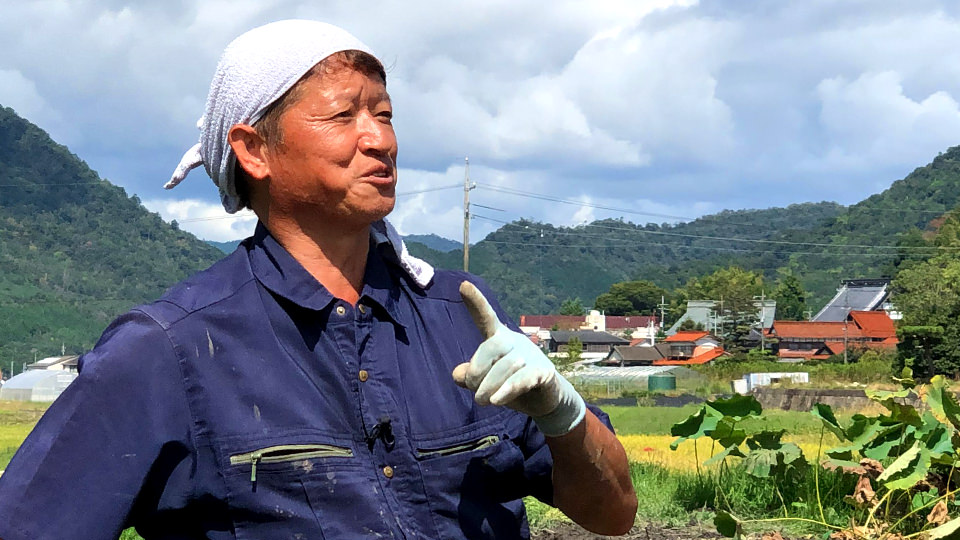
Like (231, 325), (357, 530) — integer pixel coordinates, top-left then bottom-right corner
(4, 0), (960, 236)
(815, 71), (960, 171)
(142, 198), (258, 242)
(0, 69), (63, 134)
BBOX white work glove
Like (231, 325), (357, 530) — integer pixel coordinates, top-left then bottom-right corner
(452, 281), (586, 437)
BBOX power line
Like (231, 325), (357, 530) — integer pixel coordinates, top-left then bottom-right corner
(471, 212), (956, 253)
(475, 182), (960, 225)
(477, 238), (930, 258)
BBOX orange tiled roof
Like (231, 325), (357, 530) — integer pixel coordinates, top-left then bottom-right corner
(664, 331), (710, 343)
(770, 321), (862, 340)
(822, 341), (846, 355)
(848, 311), (896, 338)
(654, 347), (725, 366)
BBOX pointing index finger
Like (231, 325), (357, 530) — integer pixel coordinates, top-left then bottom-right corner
(459, 281), (501, 340)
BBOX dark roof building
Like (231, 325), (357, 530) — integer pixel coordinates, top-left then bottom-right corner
(813, 279), (890, 322)
(547, 330), (629, 354)
(602, 344), (671, 366)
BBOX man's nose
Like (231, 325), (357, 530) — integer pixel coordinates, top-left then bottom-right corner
(357, 111), (394, 153)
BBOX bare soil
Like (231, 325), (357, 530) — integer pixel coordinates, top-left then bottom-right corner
(532, 522), (724, 540)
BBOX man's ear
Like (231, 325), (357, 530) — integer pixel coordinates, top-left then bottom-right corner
(228, 124), (271, 181)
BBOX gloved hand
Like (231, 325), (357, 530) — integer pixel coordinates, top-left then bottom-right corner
(452, 281), (586, 437)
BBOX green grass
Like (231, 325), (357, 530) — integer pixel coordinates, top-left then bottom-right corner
(0, 402), (48, 469)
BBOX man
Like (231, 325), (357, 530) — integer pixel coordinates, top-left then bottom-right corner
(0, 20), (636, 539)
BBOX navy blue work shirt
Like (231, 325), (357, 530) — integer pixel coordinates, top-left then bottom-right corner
(0, 223), (612, 540)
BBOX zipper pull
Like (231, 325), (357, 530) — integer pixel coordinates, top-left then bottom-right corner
(250, 453), (261, 484)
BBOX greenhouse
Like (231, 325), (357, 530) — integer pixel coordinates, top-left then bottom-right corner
(0, 370), (77, 402)
(567, 365), (705, 397)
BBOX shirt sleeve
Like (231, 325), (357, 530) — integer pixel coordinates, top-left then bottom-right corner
(0, 310), (196, 540)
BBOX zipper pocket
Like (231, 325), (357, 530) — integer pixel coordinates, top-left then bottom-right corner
(230, 444), (354, 483)
(416, 435), (500, 459)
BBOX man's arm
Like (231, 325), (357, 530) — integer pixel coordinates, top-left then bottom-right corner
(453, 281), (637, 535)
(547, 410), (637, 535)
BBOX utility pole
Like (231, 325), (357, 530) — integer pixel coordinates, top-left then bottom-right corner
(462, 157), (475, 271)
(843, 321), (849, 365)
(753, 290), (766, 351)
(843, 291), (849, 364)
(657, 295), (668, 331)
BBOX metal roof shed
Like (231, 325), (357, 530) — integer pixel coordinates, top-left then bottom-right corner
(0, 370), (77, 402)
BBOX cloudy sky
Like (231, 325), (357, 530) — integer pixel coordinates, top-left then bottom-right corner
(2, 0), (960, 242)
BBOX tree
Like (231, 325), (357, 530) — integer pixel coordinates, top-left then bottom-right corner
(593, 280), (666, 315)
(553, 337), (582, 372)
(892, 208), (960, 376)
(680, 266), (765, 352)
(559, 297), (585, 316)
(773, 274), (807, 321)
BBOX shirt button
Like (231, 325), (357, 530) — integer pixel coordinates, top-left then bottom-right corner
(358, 370), (369, 382)
(358, 304), (367, 314)
(382, 465), (394, 478)
(336, 305), (346, 316)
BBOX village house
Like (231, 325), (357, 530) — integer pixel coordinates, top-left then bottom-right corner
(545, 330), (630, 364)
(813, 278), (899, 321)
(768, 310), (898, 362)
(602, 331), (727, 367)
(520, 311), (658, 343)
(25, 355), (79, 373)
(667, 299), (776, 335)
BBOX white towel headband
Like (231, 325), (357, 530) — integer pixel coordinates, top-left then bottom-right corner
(166, 19), (434, 287)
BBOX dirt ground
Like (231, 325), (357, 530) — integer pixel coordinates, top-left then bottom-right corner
(532, 522), (724, 539)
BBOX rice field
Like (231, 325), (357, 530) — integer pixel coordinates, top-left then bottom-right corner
(619, 433), (841, 471)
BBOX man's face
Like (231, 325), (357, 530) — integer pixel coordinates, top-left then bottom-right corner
(263, 66), (397, 228)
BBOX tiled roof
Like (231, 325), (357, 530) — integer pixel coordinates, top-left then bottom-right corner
(519, 315), (582, 330)
(777, 350), (830, 360)
(664, 331), (710, 343)
(821, 341), (847, 355)
(549, 330), (630, 345)
(606, 344), (669, 363)
(848, 311), (896, 338)
(770, 321), (862, 340)
(605, 315), (657, 329)
(813, 280), (889, 322)
(654, 348), (725, 366)
(520, 314), (658, 330)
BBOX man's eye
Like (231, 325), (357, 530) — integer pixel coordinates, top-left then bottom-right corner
(377, 111), (393, 121)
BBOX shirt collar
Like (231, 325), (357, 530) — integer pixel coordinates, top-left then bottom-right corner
(247, 222), (404, 325)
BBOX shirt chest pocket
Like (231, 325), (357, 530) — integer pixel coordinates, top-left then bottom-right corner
(220, 436), (398, 540)
(413, 427), (529, 540)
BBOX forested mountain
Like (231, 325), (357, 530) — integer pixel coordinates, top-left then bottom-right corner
(206, 239), (242, 253)
(0, 106), (224, 372)
(408, 147), (960, 317)
(406, 202), (848, 316)
(2, 102), (957, 368)
(402, 233), (462, 252)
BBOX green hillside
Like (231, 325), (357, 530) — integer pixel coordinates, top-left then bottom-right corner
(0, 106), (224, 373)
(408, 202), (849, 316)
(410, 147), (960, 317)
